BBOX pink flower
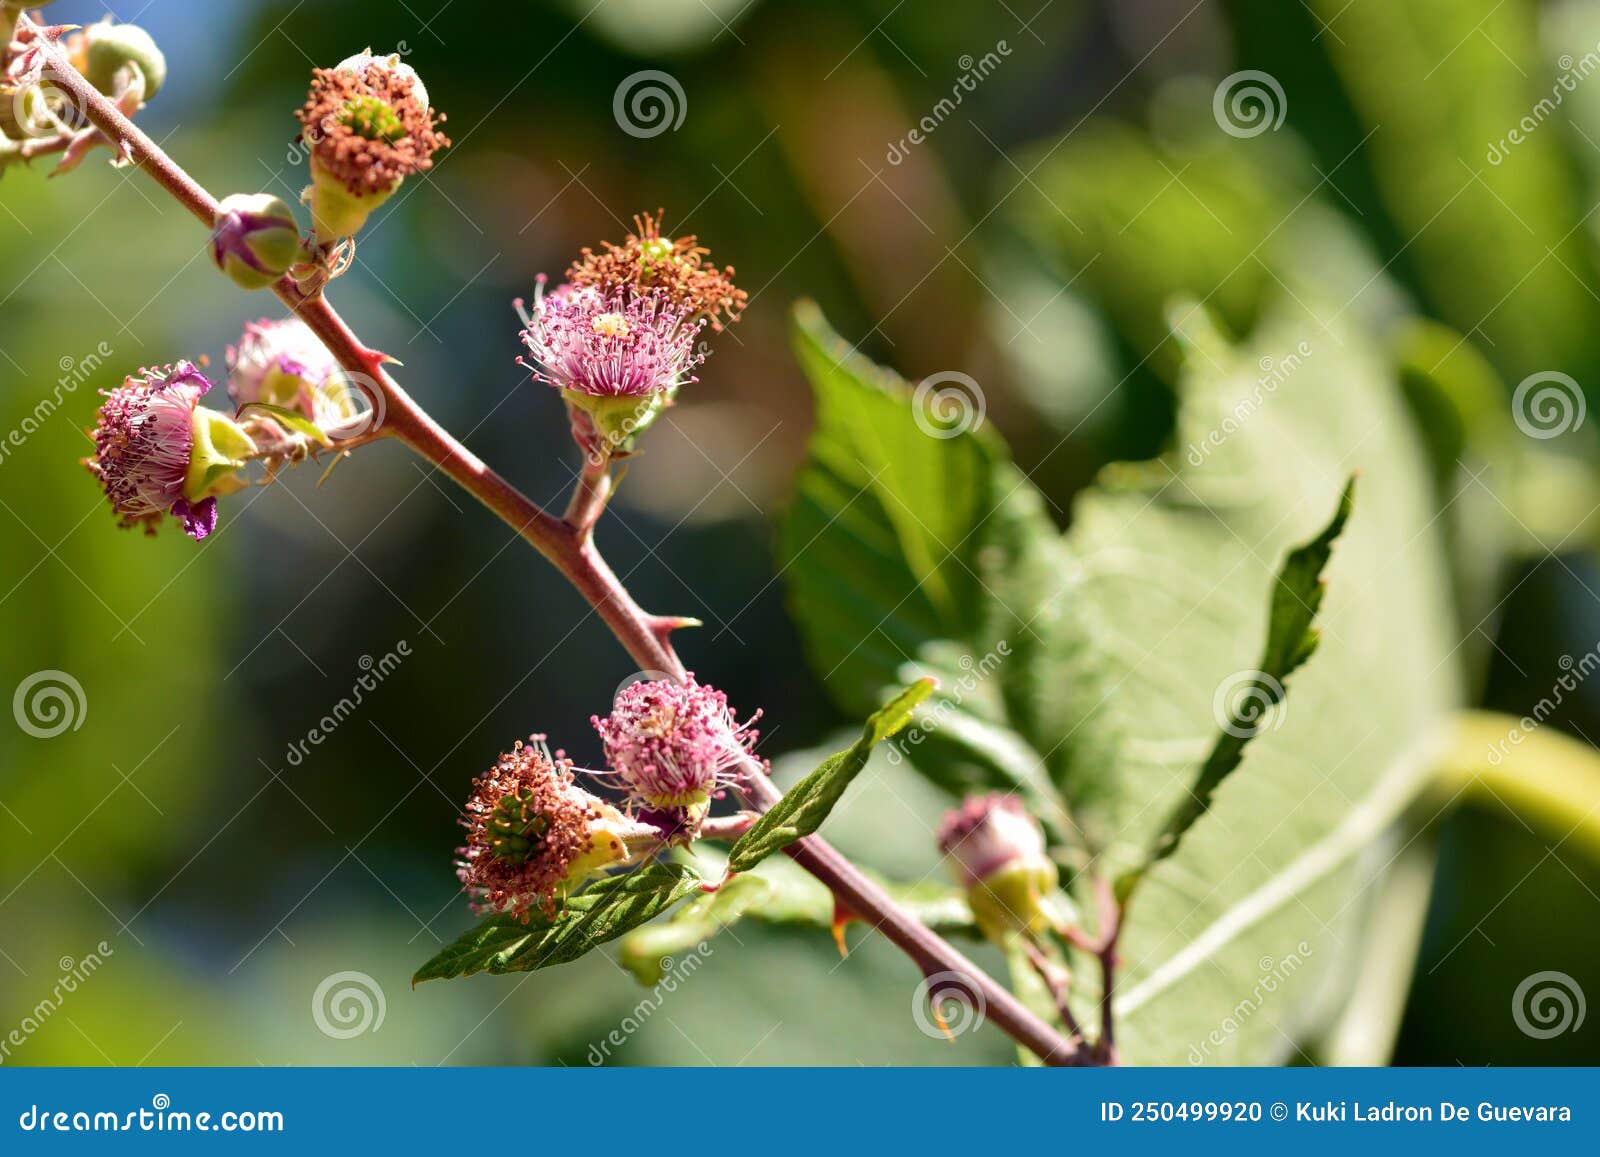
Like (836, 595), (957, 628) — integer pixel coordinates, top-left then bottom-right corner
(226, 317), (339, 417)
(85, 362), (217, 541)
(935, 794), (1048, 887)
(455, 736), (655, 921)
(517, 279), (705, 399)
(592, 674), (764, 812)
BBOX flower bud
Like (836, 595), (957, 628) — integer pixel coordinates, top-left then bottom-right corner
(211, 193), (302, 290)
(937, 795), (1058, 940)
(456, 737), (659, 921)
(296, 58), (448, 241)
(82, 22), (166, 101)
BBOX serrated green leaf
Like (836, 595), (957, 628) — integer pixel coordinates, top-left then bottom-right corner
(780, 295), (1458, 1064)
(781, 303), (1074, 830)
(726, 678), (936, 872)
(413, 864), (700, 984)
(1122, 477), (1354, 894)
(237, 402), (334, 447)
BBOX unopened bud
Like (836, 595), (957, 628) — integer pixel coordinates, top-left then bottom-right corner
(937, 794), (1058, 940)
(83, 22), (166, 101)
(211, 193), (302, 290)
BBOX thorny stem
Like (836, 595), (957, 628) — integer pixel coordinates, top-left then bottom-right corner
(1094, 876), (1123, 1065)
(1022, 934), (1086, 1045)
(33, 26), (1086, 1067)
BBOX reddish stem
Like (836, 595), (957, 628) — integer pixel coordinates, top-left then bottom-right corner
(34, 28), (1084, 1067)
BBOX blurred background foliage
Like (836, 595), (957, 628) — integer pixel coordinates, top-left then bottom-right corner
(1, 0), (1598, 1065)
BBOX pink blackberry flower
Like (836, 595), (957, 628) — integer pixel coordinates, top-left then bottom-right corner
(517, 279), (705, 400)
(936, 794), (1058, 939)
(227, 318), (336, 407)
(84, 362), (246, 542)
(593, 674), (765, 816)
(455, 736), (658, 922)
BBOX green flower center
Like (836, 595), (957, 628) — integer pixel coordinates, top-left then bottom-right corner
(339, 95), (405, 143)
(639, 237), (674, 271)
(487, 788), (551, 864)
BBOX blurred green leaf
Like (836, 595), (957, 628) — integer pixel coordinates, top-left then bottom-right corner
(1122, 476), (1354, 897)
(781, 291), (1459, 1062)
(781, 303), (1075, 829)
(1308, 0), (1600, 382)
(619, 855), (977, 985)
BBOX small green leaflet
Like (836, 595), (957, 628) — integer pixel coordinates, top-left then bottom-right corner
(238, 402), (333, 447)
(412, 864), (701, 983)
(1119, 476), (1356, 899)
(726, 679), (937, 873)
